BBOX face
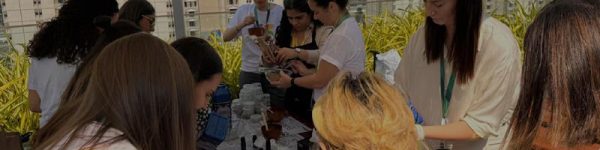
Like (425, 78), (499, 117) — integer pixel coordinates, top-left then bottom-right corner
(424, 0), (456, 26)
(308, 0), (335, 26)
(254, 0), (268, 8)
(193, 74), (222, 109)
(140, 14), (155, 32)
(286, 9), (312, 31)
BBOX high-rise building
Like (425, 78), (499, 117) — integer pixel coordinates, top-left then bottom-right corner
(0, 0), (60, 49)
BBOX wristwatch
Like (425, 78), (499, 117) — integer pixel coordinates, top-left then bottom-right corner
(294, 48), (302, 58)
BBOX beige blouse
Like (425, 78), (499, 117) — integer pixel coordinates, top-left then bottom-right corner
(394, 17), (522, 150)
(50, 122), (136, 150)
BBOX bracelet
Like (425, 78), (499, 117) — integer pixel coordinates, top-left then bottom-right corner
(294, 48), (302, 58)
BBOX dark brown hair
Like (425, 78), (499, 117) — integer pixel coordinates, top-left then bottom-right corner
(171, 37), (223, 82)
(33, 33), (196, 150)
(27, 0), (118, 64)
(424, 0), (482, 84)
(508, 1), (600, 148)
(118, 0), (155, 25)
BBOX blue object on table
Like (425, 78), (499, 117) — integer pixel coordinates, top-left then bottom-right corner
(200, 113), (230, 145)
(409, 100), (424, 124)
(212, 84), (232, 105)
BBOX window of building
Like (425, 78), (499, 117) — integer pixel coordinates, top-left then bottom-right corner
(189, 21), (196, 27)
(166, 2), (172, 8)
(190, 31), (197, 36)
(188, 10), (195, 15)
(247, 0), (251, 3)
(34, 9), (42, 17)
(33, 0), (41, 5)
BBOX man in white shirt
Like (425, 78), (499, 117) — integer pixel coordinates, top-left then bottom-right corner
(222, 0), (285, 106)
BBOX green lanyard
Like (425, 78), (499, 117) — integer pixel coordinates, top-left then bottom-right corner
(440, 56), (456, 120)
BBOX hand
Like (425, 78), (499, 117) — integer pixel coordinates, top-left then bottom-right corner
(277, 48), (298, 63)
(290, 60), (309, 76)
(269, 72), (292, 89)
(262, 56), (278, 66)
(241, 16), (256, 26)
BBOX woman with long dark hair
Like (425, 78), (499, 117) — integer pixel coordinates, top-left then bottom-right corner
(33, 33), (196, 150)
(272, 0), (332, 121)
(508, 0), (600, 149)
(27, 0), (119, 127)
(394, 0), (521, 149)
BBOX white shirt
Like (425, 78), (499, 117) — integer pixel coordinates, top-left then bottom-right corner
(394, 17), (521, 150)
(28, 57), (77, 127)
(51, 122), (136, 150)
(227, 3), (284, 73)
(313, 18), (366, 101)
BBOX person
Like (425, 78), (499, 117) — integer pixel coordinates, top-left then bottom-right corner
(170, 37), (223, 146)
(272, 0), (332, 121)
(27, 0), (119, 127)
(393, 0), (521, 149)
(222, 0), (285, 106)
(507, 1), (600, 149)
(32, 33), (197, 150)
(270, 0), (366, 105)
(313, 72), (417, 150)
(118, 0), (156, 32)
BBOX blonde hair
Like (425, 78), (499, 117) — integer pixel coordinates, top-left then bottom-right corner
(313, 72), (417, 150)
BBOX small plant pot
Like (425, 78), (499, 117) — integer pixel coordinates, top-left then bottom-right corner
(248, 27), (265, 37)
(261, 124), (283, 140)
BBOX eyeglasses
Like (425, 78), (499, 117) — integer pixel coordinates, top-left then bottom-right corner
(142, 15), (155, 25)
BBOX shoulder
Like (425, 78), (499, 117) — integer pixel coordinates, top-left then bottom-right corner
(238, 4), (253, 11)
(271, 3), (284, 12)
(478, 17), (519, 56)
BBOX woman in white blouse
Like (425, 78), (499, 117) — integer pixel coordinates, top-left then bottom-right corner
(394, 0), (521, 149)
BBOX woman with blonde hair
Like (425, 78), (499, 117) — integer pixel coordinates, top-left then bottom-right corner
(313, 72), (417, 150)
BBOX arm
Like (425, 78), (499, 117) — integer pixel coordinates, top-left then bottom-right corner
(223, 24), (245, 42)
(423, 121), (480, 141)
(276, 48), (316, 64)
(294, 60), (338, 89)
(223, 7), (255, 42)
(29, 90), (41, 113)
(270, 59), (339, 89)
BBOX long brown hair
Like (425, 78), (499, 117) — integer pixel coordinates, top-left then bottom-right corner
(508, 1), (600, 149)
(33, 33), (196, 150)
(425, 0), (482, 84)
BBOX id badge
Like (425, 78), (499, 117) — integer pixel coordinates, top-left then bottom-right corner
(437, 118), (452, 150)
